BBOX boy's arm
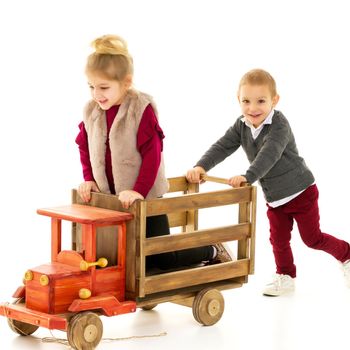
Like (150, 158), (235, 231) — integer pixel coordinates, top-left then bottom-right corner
(244, 118), (291, 184)
(195, 123), (241, 172)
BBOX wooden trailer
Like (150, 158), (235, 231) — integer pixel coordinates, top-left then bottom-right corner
(72, 175), (257, 325)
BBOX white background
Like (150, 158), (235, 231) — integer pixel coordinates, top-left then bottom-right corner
(0, 0), (350, 349)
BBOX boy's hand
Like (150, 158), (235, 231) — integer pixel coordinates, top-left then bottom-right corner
(118, 190), (144, 209)
(78, 181), (100, 202)
(228, 175), (247, 188)
(186, 166), (206, 183)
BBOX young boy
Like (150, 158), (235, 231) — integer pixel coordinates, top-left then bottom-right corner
(186, 68), (350, 296)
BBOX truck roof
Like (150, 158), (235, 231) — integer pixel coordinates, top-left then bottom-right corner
(37, 204), (133, 225)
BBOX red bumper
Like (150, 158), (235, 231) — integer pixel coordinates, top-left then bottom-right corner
(0, 302), (67, 330)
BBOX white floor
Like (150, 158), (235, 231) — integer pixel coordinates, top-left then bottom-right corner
(1, 249), (349, 350)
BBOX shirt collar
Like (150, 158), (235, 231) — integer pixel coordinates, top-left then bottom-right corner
(241, 109), (275, 130)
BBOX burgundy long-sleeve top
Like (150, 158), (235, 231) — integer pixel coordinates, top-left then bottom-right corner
(75, 104), (164, 198)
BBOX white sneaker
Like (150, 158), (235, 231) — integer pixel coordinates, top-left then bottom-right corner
(263, 274), (295, 296)
(342, 260), (350, 287)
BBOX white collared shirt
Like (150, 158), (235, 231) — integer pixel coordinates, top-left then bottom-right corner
(241, 109), (274, 140)
(241, 109), (306, 207)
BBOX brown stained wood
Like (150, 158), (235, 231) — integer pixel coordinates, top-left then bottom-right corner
(167, 176), (189, 193)
(136, 280), (242, 308)
(201, 174), (229, 185)
(143, 259), (250, 295)
(249, 186), (257, 274)
(125, 203), (138, 298)
(168, 211), (187, 228)
(69, 183), (257, 302)
(67, 312), (103, 350)
(238, 202), (250, 261)
(185, 182), (199, 232)
(138, 201), (147, 297)
(145, 187), (252, 217)
(144, 223), (250, 256)
(192, 288), (224, 326)
(172, 297), (194, 307)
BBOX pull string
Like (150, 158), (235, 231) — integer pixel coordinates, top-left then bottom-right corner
(4, 303), (167, 348)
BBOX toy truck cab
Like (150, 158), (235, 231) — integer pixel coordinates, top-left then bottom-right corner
(0, 204), (135, 348)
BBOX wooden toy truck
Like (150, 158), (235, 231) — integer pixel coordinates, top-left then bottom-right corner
(0, 176), (256, 350)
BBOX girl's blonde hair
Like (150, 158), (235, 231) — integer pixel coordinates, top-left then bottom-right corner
(86, 34), (133, 81)
(238, 69), (277, 97)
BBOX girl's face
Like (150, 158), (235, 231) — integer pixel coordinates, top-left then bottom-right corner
(87, 73), (131, 110)
(238, 84), (279, 127)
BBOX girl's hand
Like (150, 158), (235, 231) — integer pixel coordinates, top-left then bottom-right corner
(78, 181), (100, 203)
(228, 175), (247, 188)
(186, 166), (206, 183)
(118, 190), (144, 209)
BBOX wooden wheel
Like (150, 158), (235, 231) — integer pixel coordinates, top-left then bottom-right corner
(67, 312), (103, 350)
(192, 288), (224, 326)
(141, 304), (158, 311)
(7, 298), (39, 336)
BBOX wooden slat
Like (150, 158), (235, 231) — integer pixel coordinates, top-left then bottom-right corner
(185, 182), (199, 232)
(146, 187), (252, 217)
(143, 259), (250, 295)
(168, 212), (187, 228)
(238, 202), (250, 260)
(136, 280), (242, 308)
(167, 176), (189, 193)
(249, 186), (257, 274)
(144, 223), (250, 256)
(138, 201), (147, 297)
(51, 218), (61, 262)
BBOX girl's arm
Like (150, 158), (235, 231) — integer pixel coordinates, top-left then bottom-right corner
(133, 104), (163, 198)
(75, 122), (95, 182)
(75, 122), (99, 202)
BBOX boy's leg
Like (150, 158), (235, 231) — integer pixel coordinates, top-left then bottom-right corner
(291, 184), (350, 262)
(267, 204), (296, 278)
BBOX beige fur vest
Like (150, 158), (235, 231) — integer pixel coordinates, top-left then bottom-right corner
(83, 89), (169, 199)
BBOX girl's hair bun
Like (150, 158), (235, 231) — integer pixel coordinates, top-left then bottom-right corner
(92, 34), (129, 57)
(86, 34), (134, 80)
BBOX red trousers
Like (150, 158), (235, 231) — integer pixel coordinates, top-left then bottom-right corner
(267, 184), (350, 278)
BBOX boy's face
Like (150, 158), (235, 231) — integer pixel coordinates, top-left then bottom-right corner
(238, 84), (279, 127)
(87, 73), (131, 110)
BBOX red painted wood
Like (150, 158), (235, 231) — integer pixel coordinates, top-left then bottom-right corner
(51, 218), (61, 262)
(37, 204), (133, 225)
(0, 302), (67, 330)
(12, 286), (25, 299)
(95, 267), (125, 301)
(57, 250), (84, 267)
(68, 295), (136, 316)
(0, 204), (135, 332)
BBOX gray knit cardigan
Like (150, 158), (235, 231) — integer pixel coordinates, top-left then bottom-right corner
(196, 110), (315, 202)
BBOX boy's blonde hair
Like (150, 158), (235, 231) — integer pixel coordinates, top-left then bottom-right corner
(238, 69), (277, 97)
(86, 34), (133, 81)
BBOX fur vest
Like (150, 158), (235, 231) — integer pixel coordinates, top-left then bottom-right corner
(83, 89), (169, 199)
